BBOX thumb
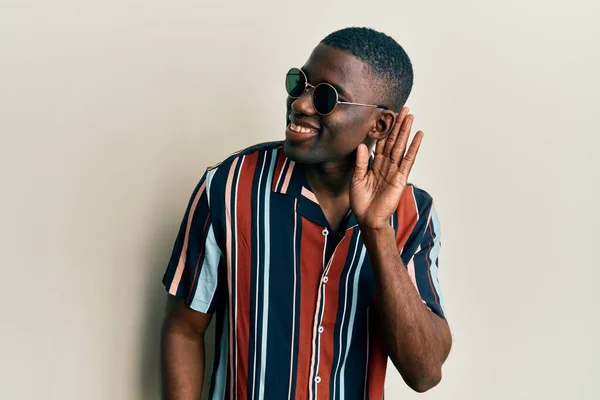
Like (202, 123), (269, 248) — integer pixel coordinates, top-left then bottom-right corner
(354, 143), (369, 181)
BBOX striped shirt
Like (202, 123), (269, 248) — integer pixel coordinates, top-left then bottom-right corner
(163, 141), (446, 400)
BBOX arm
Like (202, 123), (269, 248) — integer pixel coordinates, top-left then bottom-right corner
(162, 297), (212, 399)
(361, 225), (451, 392)
(161, 166), (224, 399)
(351, 107), (451, 392)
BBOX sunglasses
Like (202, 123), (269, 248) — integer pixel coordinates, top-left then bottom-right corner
(285, 67), (388, 116)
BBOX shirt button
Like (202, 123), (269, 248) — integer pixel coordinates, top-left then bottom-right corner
(323, 276), (329, 283)
(315, 376), (322, 384)
(318, 326), (324, 334)
(322, 228), (329, 236)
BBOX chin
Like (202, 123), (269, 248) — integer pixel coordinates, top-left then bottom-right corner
(283, 140), (318, 164)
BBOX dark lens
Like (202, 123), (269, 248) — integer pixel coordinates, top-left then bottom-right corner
(313, 84), (338, 114)
(285, 68), (305, 97)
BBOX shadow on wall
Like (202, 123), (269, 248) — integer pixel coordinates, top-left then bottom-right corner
(135, 57), (275, 399)
(137, 219), (217, 400)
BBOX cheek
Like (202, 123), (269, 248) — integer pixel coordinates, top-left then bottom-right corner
(325, 112), (370, 142)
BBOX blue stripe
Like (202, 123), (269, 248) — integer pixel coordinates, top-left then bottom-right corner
(331, 230), (362, 399)
(429, 208), (445, 316)
(339, 245), (367, 399)
(251, 152), (268, 399)
(190, 224), (222, 312)
(258, 149), (277, 399)
(189, 167), (221, 312)
(211, 303), (229, 399)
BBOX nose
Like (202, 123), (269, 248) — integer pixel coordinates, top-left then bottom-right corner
(291, 87), (316, 116)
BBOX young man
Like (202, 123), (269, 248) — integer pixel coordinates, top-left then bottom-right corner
(161, 27), (452, 399)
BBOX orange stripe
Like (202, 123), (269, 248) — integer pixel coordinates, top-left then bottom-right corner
(225, 157), (239, 398)
(317, 233), (351, 398)
(396, 185), (419, 250)
(301, 187), (319, 204)
(235, 152), (258, 398)
(282, 161), (295, 194)
(169, 181), (206, 295)
(295, 218), (325, 400)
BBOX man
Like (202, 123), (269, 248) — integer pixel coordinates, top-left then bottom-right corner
(161, 27), (452, 399)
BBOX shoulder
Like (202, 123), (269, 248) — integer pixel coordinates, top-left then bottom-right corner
(207, 141), (283, 172)
(202, 140), (284, 189)
(409, 183), (434, 209)
(399, 183), (436, 219)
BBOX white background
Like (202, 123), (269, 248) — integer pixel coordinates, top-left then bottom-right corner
(1, 0), (599, 398)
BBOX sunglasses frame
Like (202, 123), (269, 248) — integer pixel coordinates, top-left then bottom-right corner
(286, 67), (388, 116)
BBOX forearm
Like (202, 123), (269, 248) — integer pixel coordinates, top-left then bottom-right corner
(361, 225), (451, 392)
(162, 322), (206, 400)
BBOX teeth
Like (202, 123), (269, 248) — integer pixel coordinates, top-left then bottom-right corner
(290, 122), (315, 134)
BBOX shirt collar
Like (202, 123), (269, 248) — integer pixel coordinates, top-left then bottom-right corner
(271, 147), (374, 230)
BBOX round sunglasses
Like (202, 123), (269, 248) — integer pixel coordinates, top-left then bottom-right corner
(285, 67), (388, 115)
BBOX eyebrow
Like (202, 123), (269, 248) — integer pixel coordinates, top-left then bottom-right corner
(301, 67), (350, 98)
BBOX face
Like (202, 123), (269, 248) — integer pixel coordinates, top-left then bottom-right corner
(284, 43), (394, 165)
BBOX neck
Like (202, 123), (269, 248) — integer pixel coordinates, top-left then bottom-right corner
(304, 154), (356, 198)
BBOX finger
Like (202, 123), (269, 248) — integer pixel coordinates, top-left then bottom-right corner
(383, 106), (409, 157)
(374, 135), (385, 156)
(398, 130), (424, 178)
(371, 137), (386, 171)
(391, 113), (414, 165)
(354, 143), (370, 181)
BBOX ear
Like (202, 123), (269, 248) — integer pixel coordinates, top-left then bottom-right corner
(367, 109), (397, 141)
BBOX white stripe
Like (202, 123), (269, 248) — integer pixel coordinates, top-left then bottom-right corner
(314, 284), (326, 400)
(287, 199), (298, 400)
(311, 230), (329, 400)
(363, 308), (370, 399)
(258, 149), (277, 399)
(340, 246), (367, 399)
(213, 302), (229, 399)
(332, 233), (361, 400)
(252, 154), (268, 399)
(322, 231), (328, 270)
(429, 208), (446, 315)
(233, 156), (244, 400)
(205, 167), (217, 205)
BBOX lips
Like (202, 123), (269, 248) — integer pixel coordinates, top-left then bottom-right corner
(285, 122), (319, 143)
(289, 122), (318, 134)
(288, 114), (320, 131)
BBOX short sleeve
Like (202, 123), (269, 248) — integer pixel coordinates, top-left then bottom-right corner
(405, 200), (447, 319)
(162, 168), (225, 314)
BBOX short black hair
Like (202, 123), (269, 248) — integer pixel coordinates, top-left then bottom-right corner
(321, 27), (413, 111)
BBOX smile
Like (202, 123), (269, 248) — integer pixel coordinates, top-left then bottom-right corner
(289, 122), (318, 134)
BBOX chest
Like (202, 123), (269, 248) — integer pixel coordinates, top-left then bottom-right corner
(218, 194), (378, 316)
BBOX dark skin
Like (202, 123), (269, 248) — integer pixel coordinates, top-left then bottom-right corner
(285, 43), (452, 391)
(162, 43), (451, 398)
(162, 297), (211, 399)
(284, 45), (391, 233)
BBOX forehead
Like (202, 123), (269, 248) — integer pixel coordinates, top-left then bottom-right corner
(302, 44), (373, 96)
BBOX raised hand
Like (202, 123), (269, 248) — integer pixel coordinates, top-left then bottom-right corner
(350, 107), (424, 230)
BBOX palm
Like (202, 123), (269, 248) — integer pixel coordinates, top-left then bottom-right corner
(351, 108), (424, 230)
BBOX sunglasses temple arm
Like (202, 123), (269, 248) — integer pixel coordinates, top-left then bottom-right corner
(340, 101), (389, 110)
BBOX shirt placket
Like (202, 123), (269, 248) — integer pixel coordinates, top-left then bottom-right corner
(312, 226), (343, 393)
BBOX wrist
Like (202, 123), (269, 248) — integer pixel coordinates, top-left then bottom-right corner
(359, 223), (395, 238)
